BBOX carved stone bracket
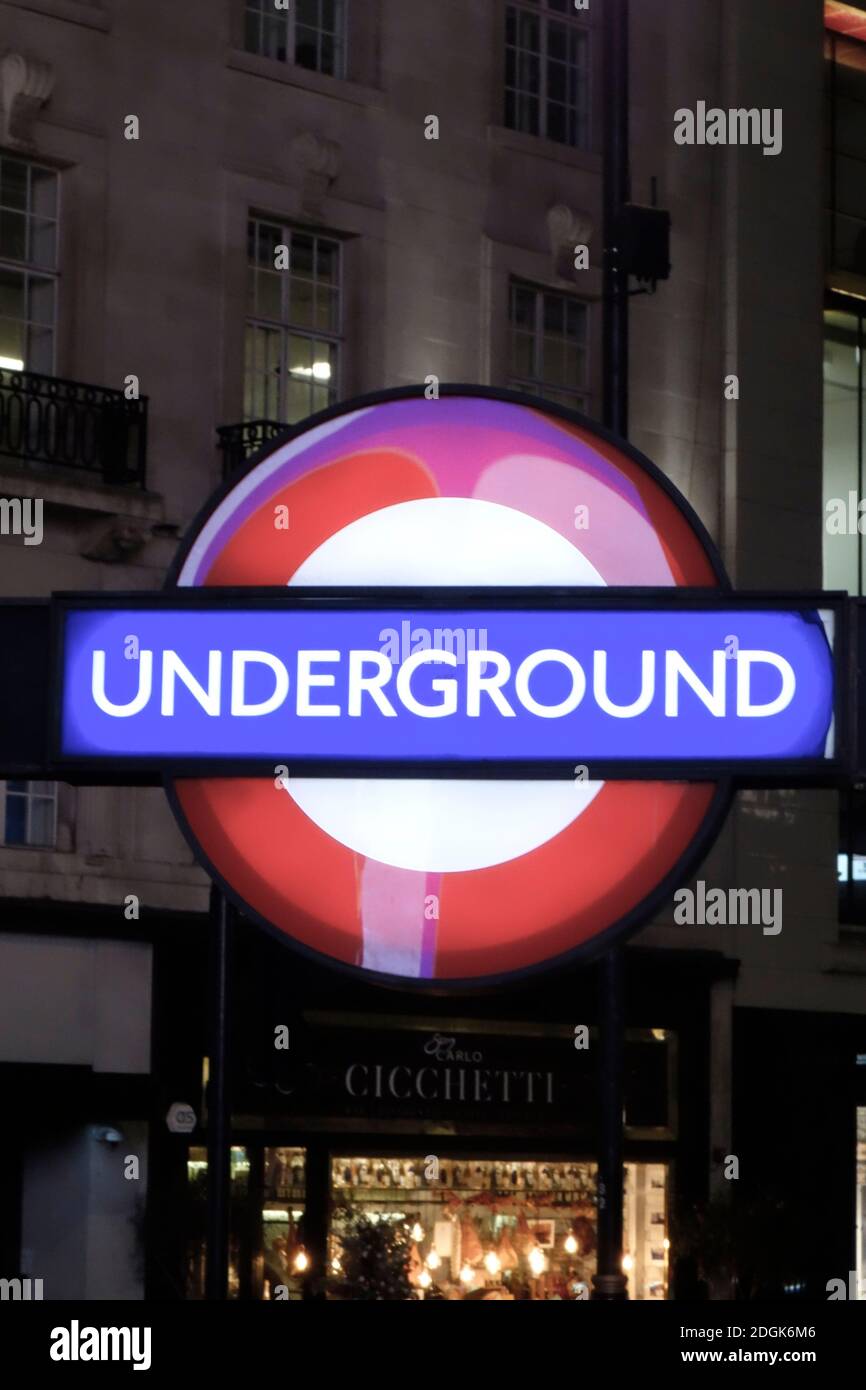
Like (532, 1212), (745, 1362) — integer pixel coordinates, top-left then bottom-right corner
(0, 51), (55, 150)
(291, 131), (341, 216)
(547, 203), (594, 280)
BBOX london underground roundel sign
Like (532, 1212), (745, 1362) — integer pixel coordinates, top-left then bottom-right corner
(163, 387), (735, 986)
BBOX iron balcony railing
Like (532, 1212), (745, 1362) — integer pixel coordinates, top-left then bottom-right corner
(217, 419), (291, 479)
(0, 368), (148, 487)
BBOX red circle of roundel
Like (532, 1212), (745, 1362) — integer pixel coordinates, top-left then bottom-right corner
(169, 391), (727, 986)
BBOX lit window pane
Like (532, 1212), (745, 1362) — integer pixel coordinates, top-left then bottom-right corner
(256, 270), (282, 321)
(311, 382), (330, 414)
(288, 334), (313, 378)
(246, 224), (341, 425)
(0, 317), (25, 365)
(287, 378), (311, 423)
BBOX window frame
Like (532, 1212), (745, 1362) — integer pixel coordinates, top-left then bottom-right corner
(0, 154), (60, 375)
(1, 779), (58, 849)
(244, 0), (347, 80)
(504, 0), (591, 151)
(244, 215), (344, 425)
(507, 276), (590, 413)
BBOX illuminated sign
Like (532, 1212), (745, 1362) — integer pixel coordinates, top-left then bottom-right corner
(51, 386), (840, 986)
(59, 599), (836, 769)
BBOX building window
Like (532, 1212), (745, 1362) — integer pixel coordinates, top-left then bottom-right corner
(505, 0), (590, 149)
(1, 780), (57, 848)
(508, 279), (588, 411)
(245, 217), (341, 424)
(244, 0), (346, 78)
(0, 156), (58, 375)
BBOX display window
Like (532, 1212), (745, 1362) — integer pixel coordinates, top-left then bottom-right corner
(185, 1145), (308, 1300)
(261, 1146), (308, 1299)
(186, 1146), (251, 1299)
(328, 1156), (669, 1300)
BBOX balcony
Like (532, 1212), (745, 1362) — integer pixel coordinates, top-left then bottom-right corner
(217, 419), (290, 479)
(0, 368), (147, 488)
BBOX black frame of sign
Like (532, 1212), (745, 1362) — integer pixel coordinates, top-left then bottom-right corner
(49, 586), (848, 784)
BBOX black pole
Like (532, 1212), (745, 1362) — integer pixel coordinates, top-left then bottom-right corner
(205, 886), (234, 1299)
(602, 0), (630, 438)
(593, 950), (628, 1299)
(594, 0), (629, 1302)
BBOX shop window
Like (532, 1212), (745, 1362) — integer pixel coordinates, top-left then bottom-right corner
(0, 155), (58, 374)
(504, 0), (590, 149)
(244, 0), (346, 78)
(1, 779), (57, 848)
(328, 1156), (669, 1300)
(245, 217), (341, 424)
(186, 1146), (252, 1299)
(185, 1144), (309, 1300)
(262, 1146), (308, 1299)
(508, 278), (589, 412)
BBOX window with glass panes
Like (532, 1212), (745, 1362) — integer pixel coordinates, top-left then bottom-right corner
(245, 219), (341, 424)
(245, 0), (346, 78)
(505, 0), (590, 149)
(0, 156), (58, 375)
(2, 780), (57, 848)
(508, 280), (589, 411)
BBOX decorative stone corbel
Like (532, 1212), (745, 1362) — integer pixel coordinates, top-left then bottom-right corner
(0, 51), (54, 150)
(547, 204), (594, 280)
(291, 131), (341, 216)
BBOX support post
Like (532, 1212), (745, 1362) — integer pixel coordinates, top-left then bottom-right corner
(594, 0), (630, 1303)
(593, 948), (628, 1299)
(205, 886), (234, 1300)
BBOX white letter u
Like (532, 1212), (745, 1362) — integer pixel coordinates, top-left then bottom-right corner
(91, 649), (153, 716)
